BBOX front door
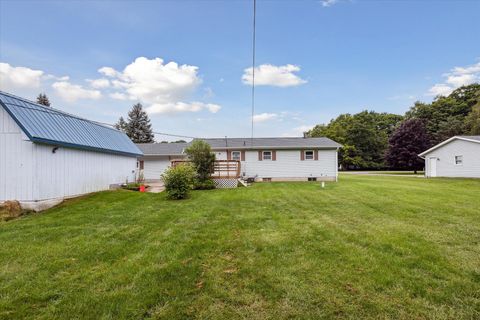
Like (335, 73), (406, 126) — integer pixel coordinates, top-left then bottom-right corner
(429, 157), (437, 177)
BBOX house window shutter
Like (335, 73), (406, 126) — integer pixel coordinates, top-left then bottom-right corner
(241, 150), (245, 161)
(258, 150), (263, 161)
(227, 150), (231, 160)
(300, 150), (305, 161)
(314, 150), (318, 160)
(272, 150), (276, 161)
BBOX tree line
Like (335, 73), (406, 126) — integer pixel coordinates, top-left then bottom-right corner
(307, 83), (480, 171)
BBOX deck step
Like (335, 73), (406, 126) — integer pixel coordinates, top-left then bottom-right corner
(237, 178), (250, 187)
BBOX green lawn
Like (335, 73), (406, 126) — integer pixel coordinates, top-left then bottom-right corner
(1, 175), (479, 319)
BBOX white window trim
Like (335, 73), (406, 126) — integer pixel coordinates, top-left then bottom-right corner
(262, 150), (272, 161)
(231, 150), (241, 161)
(304, 150), (314, 160)
(454, 155), (463, 166)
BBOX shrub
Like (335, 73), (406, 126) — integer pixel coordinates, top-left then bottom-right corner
(122, 183), (142, 191)
(193, 179), (216, 190)
(1, 200), (22, 221)
(185, 140), (216, 183)
(161, 164), (196, 200)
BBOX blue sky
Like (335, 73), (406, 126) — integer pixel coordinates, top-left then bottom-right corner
(1, 0), (479, 140)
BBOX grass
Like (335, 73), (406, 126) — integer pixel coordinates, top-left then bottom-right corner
(1, 175), (479, 319)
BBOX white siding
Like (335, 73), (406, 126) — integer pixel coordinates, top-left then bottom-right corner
(1, 106), (137, 202)
(240, 149), (337, 180)
(424, 139), (480, 178)
(141, 156), (171, 180)
(138, 149), (339, 182)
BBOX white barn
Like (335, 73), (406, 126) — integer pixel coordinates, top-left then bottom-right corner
(0, 91), (142, 206)
(137, 137), (342, 182)
(419, 136), (480, 178)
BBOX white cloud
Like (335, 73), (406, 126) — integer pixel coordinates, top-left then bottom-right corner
(282, 125), (315, 137)
(98, 66), (120, 78)
(446, 73), (476, 87)
(87, 78), (110, 89)
(109, 92), (131, 100)
(252, 112), (279, 123)
(98, 57), (220, 114)
(242, 64), (307, 87)
(146, 101), (221, 115)
(428, 60), (480, 97)
(0, 62), (44, 90)
(428, 84), (455, 97)
(52, 81), (102, 102)
(321, 0), (339, 7)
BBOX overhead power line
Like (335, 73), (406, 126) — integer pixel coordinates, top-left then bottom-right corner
(4, 102), (198, 139)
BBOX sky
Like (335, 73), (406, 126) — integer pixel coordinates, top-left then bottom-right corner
(1, 0), (479, 141)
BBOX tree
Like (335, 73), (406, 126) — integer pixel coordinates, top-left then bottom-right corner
(184, 140), (216, 184)
(308, 111), (403, 169)
(114, 116), (128, 133)
(385, 119), (430, 173)
(406, 84), (480, 144)
(125, 103), (154, 143)
(464, 103), (480, 135)
(36, 93), (50, 107)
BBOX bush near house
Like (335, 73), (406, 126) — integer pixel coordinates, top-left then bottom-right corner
(161, 163), (196, 199)
(185, 140), (216, 189)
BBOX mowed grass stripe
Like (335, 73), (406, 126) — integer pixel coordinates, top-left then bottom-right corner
(0, 175), (479, 319)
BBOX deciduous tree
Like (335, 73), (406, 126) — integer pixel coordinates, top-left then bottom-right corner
(385, 119), (430, 173)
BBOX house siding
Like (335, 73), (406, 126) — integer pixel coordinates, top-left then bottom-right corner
(424, 139), (480, 178)
(1, 106), (136, 202)
(140, 147), (339, 182)
(140, 156), (174, 181)
(239, 149), (337, 180)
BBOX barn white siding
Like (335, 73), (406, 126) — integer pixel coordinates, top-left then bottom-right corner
(240, 149), (337, 180)
(0, 107), (136, 202)
(424, 139), (480, 178)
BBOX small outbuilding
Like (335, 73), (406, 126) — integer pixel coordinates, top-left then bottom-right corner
(0, 91), (142, 206)
(419, 135), (480, 178)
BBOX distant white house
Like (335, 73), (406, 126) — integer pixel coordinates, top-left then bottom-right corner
(419, 136), (480, 178)
(0, 91), (142, 206)
(137, 137), (342, 182)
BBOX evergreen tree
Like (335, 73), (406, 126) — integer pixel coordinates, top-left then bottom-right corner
(114, 116), (128, 133)
(385, 119), (430, 173)
(125, 103), (155, 143)
(36, 93), (51, 107)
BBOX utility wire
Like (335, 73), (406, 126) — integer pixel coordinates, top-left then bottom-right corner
(250, 0), (256, 146)
(3, 102), (198, 139)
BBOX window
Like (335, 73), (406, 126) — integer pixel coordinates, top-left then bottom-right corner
(305, 150), (314, 160)
(308, 177), (317, 181)
(232, 151), (241, 161)
(455, 155), (463, 165)
(262, 151), (272, 160)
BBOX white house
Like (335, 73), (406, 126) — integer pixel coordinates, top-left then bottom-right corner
(136, 142), (187, 181)
(137, 137), (342, 182)
(419, 136), (480, 178)
(0, 91), (142, 207)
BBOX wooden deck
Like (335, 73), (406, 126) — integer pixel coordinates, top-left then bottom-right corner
(171, 160), (241, 179)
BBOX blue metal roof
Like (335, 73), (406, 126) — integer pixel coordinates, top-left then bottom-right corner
(0, 91), (143, 157)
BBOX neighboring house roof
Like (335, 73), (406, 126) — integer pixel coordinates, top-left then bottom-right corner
(0, 91), (142, 157)
(136, 142), (188, 156)
(197, 137), (342, 150)
(419, 135), (480, 157)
